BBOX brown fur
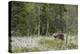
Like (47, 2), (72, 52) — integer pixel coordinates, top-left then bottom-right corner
(53, 32), (64, 40)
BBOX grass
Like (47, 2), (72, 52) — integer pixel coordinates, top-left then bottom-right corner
(11, 35), (78, 52)
(39, 38), (66, 50)
(67, 43), (78, 49)
(39, 36), (78, 50)
(12, 47), (41, 53)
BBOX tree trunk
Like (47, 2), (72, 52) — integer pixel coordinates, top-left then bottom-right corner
(46, 20), (49, 36)
(38, 6), (40, 36)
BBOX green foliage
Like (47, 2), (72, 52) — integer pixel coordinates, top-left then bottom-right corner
(10, 1), (78, 36)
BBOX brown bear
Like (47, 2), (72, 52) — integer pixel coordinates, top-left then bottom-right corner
(53, 32), (64, 40)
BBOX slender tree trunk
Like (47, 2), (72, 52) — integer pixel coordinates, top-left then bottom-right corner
(46, 5), (49, 36)
(38, 6), (40, 36)
(66, 17), (69, 49)
(46, 20), (49, 36)
(27, 28), (30, 36)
